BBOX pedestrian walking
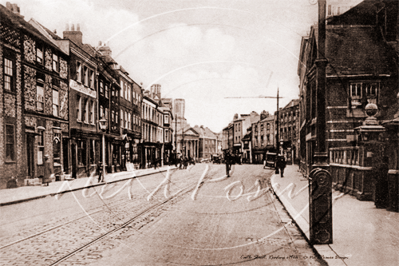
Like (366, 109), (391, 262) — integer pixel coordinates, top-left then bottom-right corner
(276, 155), (286, 177)
(153, 157), (158, 169)
(225, 151), (231, 177)
(97, 161), (104, 182)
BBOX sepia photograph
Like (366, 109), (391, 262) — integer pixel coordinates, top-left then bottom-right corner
(0, 0), (398, 265)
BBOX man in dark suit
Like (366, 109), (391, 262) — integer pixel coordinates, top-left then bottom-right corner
(225, 151), (231, 177)
(276, 155), (286, 177)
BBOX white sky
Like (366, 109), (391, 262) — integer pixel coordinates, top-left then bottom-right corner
(2, 0), (325, 132)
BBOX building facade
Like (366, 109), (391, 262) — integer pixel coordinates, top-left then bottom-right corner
(298, 0), (398, 202)
(140, 88), (162, 168)
(278, 99), (300, 164)
(252, 111), (275, 164)
(62, 24), (99, 178)
(97, 44), (122, 173)
(3, 3), (71, 187)
(116, 65), (142, 171)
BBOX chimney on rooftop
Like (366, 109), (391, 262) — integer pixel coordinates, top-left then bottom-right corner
(63, 23), (83, 44)
(6, 2), (22, 16)
(97, 42), (112, 57)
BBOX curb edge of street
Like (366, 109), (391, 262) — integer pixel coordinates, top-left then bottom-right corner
(270, 174), (346, 266)
(0, 168), (173, 207)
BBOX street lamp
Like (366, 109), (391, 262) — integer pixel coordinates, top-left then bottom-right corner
(99, 117), (107, 176)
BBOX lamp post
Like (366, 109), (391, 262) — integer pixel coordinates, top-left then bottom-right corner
(99, 117), (107, 176)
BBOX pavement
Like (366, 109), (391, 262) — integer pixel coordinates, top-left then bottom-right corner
(0, 165), (177, 206)
(271, 164), (399, 266)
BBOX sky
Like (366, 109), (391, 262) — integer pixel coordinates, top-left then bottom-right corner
(2, 0), (326, 132)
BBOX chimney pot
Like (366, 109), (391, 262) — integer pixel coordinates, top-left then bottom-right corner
(77, 23), (80, 31)
(72, 24), (75, 31)
(99, 41), (102, 46)
(65, 23), (69, 31)
(6, 2), (12, 9)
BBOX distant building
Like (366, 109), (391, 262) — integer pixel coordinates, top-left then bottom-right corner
(277, 99), (300, 165)
(140, 86), (163, 168)
(252, 112), (275, 164)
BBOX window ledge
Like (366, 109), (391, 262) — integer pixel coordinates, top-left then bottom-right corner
(5, 160), (16, 164)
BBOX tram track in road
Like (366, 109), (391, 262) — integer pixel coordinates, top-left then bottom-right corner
(48, 180), (198, 266)
(0, 197), (127, 250)
(0, 166), (200, 253)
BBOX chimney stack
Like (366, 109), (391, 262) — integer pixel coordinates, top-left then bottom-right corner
(5, 2), (22, 16)
(63, 23), (83, 44)
(97, 42), (112, 57)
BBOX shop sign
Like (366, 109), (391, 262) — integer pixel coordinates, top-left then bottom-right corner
(69, 80), (96, 98)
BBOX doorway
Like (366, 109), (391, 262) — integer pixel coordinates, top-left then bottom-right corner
(27, 134), (35, 178)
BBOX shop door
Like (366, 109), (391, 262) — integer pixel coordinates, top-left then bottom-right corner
(63, 139), (69, 174)
(71, 144), (77, 178)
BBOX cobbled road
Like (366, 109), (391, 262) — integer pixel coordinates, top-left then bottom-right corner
(0, 164), (326, 266)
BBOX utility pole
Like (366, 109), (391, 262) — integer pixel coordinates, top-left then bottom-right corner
(275, 87), (280, 174)
(174, 114), (177, 157)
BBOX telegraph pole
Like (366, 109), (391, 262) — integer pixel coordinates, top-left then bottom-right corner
(275, 87), (280, 174)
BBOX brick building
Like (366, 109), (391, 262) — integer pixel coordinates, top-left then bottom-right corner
(277, 99), (300, 164)
(252, 111), (275, 164)
(0, 3), (70, 188)
(115, 65), (142, 170)
(298, 0), (398, 181)
(61, 24), (99, 178)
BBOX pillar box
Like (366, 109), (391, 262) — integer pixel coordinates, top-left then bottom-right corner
(354, 103), (386, 201)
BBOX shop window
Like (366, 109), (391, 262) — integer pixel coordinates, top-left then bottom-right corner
(77, 140), (86, 167)
(37, 81), (44, 112)
(5, 124), (15, 162)
(90, 139), (95, 165)
(53, 132), (61, 166)
(52, 89), (59, 117)
(4, 58), (14, 92)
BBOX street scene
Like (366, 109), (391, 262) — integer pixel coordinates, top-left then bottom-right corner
(1, 0), (399, 265)
(0, 165), (325, 265)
